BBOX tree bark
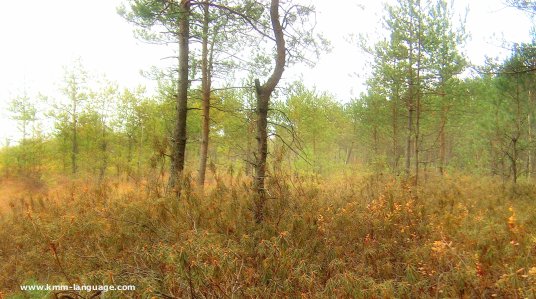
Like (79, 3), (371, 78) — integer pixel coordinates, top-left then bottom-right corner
(392, 89), (399, 172)
(345, 142), (353, 165)
(138, 125), (143, 178)
(127, 133), (133, 178)
(405, 20), (415, 179)
(528, 112), (532, 179)
(253, 0), (285, 223)
(414, 8), (422, 186)
(197, 0), (213, 189)
(439, 104), (447, 175)
(99, 121), (107, 183)
(245, 116), (253, 176)
(414, 89), (421, 184)
(71, 100), (78, 174)
(254, 80), (269, 223)
(406, 105), (413, 177)
(168, 0), (190, 190)
(511, 137), (519, 184)
(528, 89), (533, 179)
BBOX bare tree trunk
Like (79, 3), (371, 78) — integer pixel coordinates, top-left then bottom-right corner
(528, 89), (533, 179)
(414, 12), (423, 186)
(510, 79), (522, 185)
(254, 80), (269, 223)
(345, 142), (354, 165)
(127, 133), (133, 178)
(71, 101), (78, 175)
(253, 0), (285, 223)
(528, 113), (532, 179)
(405, 38), (414, 178)
(511, 137), (519, 184)
(439, 95), (447, 175)
(392, 90), (399, 172)
(62, 134), (67, 173)
(373, 126), (379, 156)
(169, 1), (190, 190)
(197, 0), (213, 189)
(439, 121), (446, 175)
(99, 122), (107, 183)
(245, 118), (253, 176)
(415, 98), (420, 184)
(406, 104), (413, 177)
(138, 125), (143, 178)
(20, 118), (27, 173)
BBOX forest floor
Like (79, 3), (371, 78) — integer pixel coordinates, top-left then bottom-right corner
(1, 172), (536, 298)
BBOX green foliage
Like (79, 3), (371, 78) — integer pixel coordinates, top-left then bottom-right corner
(3, 92), (46, 178)
(275, 83), (351, 174)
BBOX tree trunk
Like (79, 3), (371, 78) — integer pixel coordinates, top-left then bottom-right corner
(414, 11), (422, 186)
(392, 90), (399, 172)
(253, 0), (285, 223)
(71, 101), (78, 175)
(406, 104), (413, 177)
(20, 118), (27, 173)
(528, 89), (533, 179)
(254, 80), (269, 223)
(439, 104), (447, 175)
(168, 1), (190, 190)
(345, 142), (354, 165)
(127, 133), (133, 178)
(415, 98), (420, 184)
(138, 125), (143, 178)
(245, 118), (253, 176)
(99, 121), (107, 183)
(373, 126), (379, 156)
(405, 37), (414, 178)
(528, 113), (532, 179)
(197, 0), (212, 189)
(512, 138), (518, 184)
(62, 134), (67, 173)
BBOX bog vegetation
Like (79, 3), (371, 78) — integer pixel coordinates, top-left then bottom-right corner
(1, 0), (536, 298)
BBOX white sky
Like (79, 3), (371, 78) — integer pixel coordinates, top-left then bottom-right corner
(0, 0), (533, 144)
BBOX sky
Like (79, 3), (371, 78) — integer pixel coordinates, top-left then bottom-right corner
(0, 0), (533, 144)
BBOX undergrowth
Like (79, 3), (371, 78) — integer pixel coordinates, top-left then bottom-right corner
(1, 172), (536, 298)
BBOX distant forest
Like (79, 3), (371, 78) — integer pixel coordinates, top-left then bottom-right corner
(3, 0), (534, 189)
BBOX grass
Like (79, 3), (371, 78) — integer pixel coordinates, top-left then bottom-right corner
(1, 170), (536, 298)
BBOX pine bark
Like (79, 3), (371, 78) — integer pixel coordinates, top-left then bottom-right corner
(169, 1), (190, 190)
(197, 0), (213, 189)
(253, 0), (285, 223)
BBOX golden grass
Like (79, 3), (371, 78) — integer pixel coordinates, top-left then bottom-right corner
(1, 172), (536, 298)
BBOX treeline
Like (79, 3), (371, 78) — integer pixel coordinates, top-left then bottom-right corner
(3, 57), (535, 182)
(1, 0), (535, 188)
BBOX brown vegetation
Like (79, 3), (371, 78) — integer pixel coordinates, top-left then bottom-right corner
(2, 171), (536, 298)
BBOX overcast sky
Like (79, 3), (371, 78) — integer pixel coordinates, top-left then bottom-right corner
(0, 0), (533, 144)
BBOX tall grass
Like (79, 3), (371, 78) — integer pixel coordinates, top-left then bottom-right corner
(1, 171), (536, 298)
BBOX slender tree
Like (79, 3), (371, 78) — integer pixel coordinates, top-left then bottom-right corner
(58, 61), (88, 175)
(168, 0), (191, 190)
(252, 0), (286, 223)
(7, 92), (37, 173)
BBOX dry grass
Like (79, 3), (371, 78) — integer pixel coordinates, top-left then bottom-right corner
(0, 176), (47, 214)
(1, 171), (536, 298)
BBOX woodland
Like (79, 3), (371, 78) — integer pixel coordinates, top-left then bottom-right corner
(1, 0), (536, 298)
